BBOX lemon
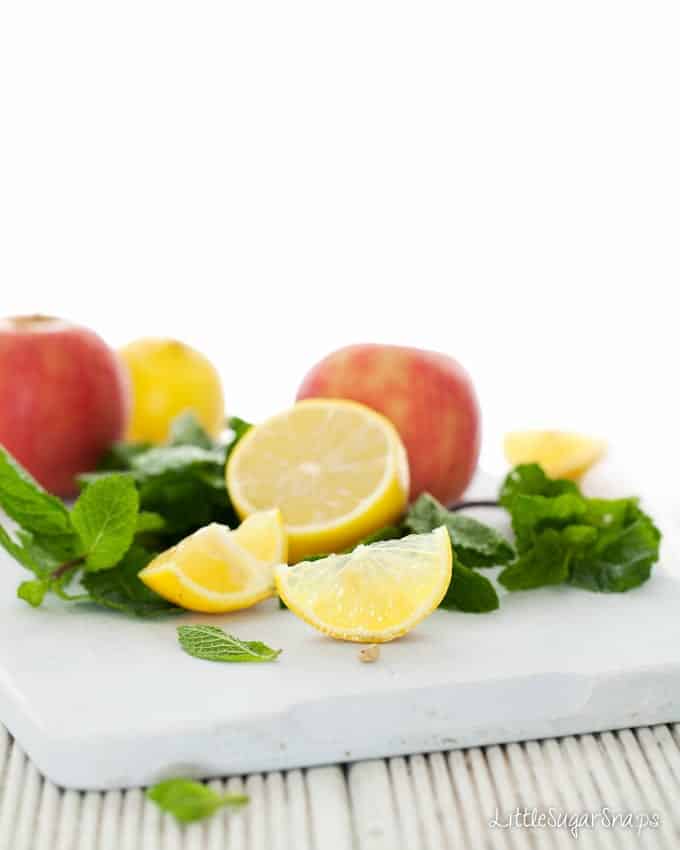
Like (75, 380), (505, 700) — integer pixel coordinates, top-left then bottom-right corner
(119, 338), (225, 444)
(275, 526), (452, 643)
(138, 509), (286, 613)
(226, 399), (409, 562)
(504, 430), (606, 480)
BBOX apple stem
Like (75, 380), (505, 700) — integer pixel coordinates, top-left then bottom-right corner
(447, 500), (500, 511)
(51, 555), (86, 580)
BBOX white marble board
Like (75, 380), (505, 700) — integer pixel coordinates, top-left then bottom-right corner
(0, 472), (678, 790)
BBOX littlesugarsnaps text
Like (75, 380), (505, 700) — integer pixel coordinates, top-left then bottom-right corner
(489, 806), (660, 840)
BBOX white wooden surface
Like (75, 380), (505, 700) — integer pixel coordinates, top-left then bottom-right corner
(2, 722), (680, 849)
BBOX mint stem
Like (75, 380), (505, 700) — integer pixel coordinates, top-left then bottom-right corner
(51, 555), (86, 580)
(447, 500), (500, 511)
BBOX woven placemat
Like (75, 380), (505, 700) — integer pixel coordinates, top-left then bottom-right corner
(1, 722), (678, 849)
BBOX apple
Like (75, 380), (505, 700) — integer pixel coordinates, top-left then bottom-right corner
(296, 344), (481, 504)
(0, 315), (130, 496)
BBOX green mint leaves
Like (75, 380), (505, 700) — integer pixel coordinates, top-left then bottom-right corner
(439, 557), (500, 613)
(0, 414), (253, 616)
(168, 410), (216, 449)
(17, 578), (48, 607)
(0, 447), (175, 615)
(498, 464), (661, 594)
(146, 778), (248, 823)
(70, 475), (139, 570)
(405, 494), (514, 568)
(0, 447), (77, 559)
(499, 462), (579, 506)
(177, 625), (281, 663)
(81, 546), (179, 617)
(83, 414), (252, 542)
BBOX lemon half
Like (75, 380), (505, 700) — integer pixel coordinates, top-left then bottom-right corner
(226, 399), (409, 562)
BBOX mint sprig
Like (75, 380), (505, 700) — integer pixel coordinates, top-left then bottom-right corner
(80, 413), (253, 542)
(498, 464), (661, 593)
(147, 778), (248, 823)
(0, 445), (175, 615)
(0, 412), (254, 615)
(177, 625), (281, 663)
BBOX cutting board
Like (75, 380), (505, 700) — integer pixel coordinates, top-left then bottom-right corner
(1, 471), (679, 791)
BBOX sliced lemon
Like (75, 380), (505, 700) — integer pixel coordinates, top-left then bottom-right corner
(230, 508), (287, 564)
(226, 399), (409, 562)
(138, 510), (285, 613)
(504, 430), (606, 480)
(275, 526), (452, 643)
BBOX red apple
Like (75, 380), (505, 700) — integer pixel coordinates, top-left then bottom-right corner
(0, 315), (130, 496)
(296, 344), (481, 504)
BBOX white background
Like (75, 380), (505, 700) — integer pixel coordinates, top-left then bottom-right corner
(0, 2), (677, 494)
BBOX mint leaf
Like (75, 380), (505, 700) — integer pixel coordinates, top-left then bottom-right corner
(355, 524), (406, 546)
(405, 494), (514, 567)
(17, 579), (48, 607)
(97, 441), (152, 472)
(139, 475), (237, 539)
(582, 497), (634, 532)
(440, 557), (500, 612)
(225, 417), (252, 456)
(0, 446), (76, 559)
(168, 412), (215, 449)
(500, 465), (662, 594)
(81, 545), (180, 616)
(177, 625), (281, 663)
(499, 529), (575, 590)
(131, 446), (226, 480)
(569, 506), (661, 592)
(0, 524), (51, 576)
(92, 413), (251, 544)
(499, 463), (578, 508)
(71, 475), (139, 570)
(2, 524), (86, 608)
(135, 511), (167, 534)
(147, 778), (248, 823)
(509, 492), (587, 552)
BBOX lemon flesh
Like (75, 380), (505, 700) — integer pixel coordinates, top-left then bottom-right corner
(138, 510), (285, 613)
(226, 399), (409, 562)
(275, 526), (452, 643)
(231, 508), (288, 563)
(504, 430), (606, 480)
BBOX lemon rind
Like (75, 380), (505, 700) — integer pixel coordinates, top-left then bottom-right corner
(143, 563), (276, 605)
(227, 398), (409, 536)
(274, 527), (452, 643)
(138, 520), (281, 608)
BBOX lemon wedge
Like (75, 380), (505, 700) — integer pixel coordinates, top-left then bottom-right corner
(226, 399), (409, 562)
(138, 509), (286, 613)
(275, 526), (452, 643)
(504, 430), (606, 480)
